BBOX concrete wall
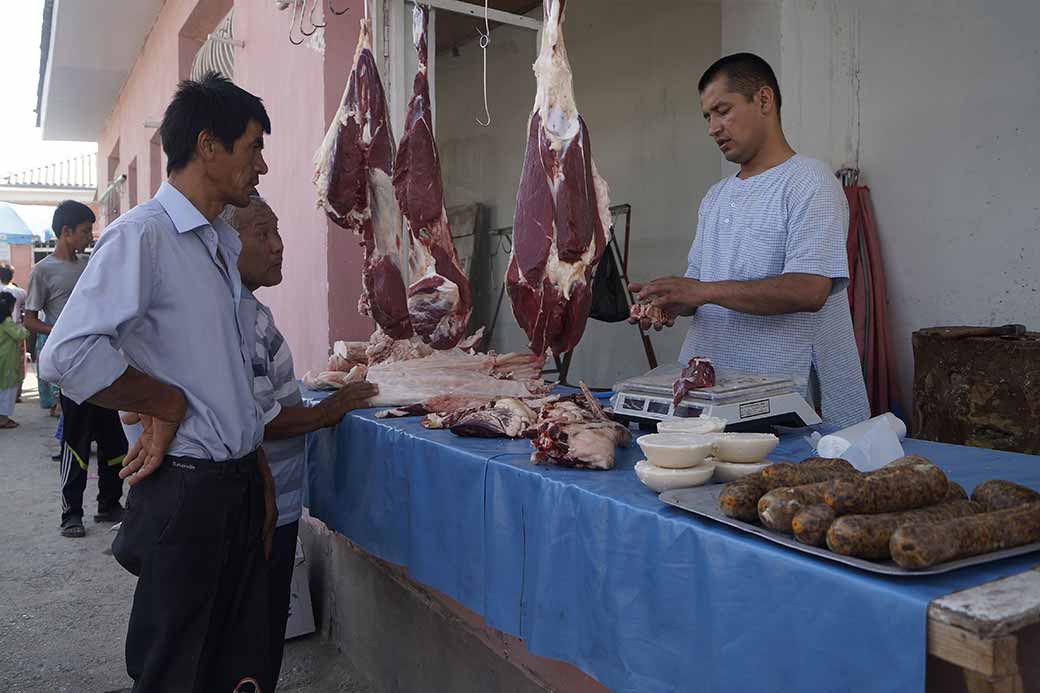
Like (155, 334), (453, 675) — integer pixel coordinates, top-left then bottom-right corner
(299, 512), (608, 693)
(435, 0), (723, 387)
(725, 0), (1040, 407)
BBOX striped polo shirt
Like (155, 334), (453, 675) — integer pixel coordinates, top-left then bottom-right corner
(242, 289), (305, 527)
(679, 154), (870, 428)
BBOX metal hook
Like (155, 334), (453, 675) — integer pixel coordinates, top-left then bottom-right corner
(328, 0), (349, 16)
(288, 0), (305, 45)
(475, 0), (492, 127)
(302, 0), (326, 33)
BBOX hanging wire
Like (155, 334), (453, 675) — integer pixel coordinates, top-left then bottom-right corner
(475, 0), (492, 127)
(302, 0), (326, 33)
(288, 0), (305, 45)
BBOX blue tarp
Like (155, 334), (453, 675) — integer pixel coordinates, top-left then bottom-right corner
(304, 401), (1040, 693)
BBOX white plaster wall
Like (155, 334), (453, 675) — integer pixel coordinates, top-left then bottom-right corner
(726, 0), (1040, 408)
(435, 0), (723, 387)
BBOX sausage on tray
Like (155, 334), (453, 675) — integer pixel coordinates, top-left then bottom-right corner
(761, 458), (857, 486)
(826, 497), (981, 560)
(758, 482), (832, 534)
(792, 504), (837, 546)
(971, 480), (1040, 511)
(890, 502), (1040, 570)
(822, 458), (949, 515)
(719, 458), (857, 522)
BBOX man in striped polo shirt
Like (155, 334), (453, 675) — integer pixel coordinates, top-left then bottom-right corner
(227, 196), (377, 689)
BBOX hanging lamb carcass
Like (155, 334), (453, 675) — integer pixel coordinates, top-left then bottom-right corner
(506, 0), (612, 357)
(393, 4), (473, 350)
(314, 16), (413, 340)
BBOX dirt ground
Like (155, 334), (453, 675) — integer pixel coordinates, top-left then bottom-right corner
(0, 368), (371, 692)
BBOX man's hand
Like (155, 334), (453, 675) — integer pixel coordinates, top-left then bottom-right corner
(628, 278), (711, 330)
(317, 382), (379, 427)
(257, 448), (276, 560)
(117, 390), (187, 485)
(119, 412), (183, 485)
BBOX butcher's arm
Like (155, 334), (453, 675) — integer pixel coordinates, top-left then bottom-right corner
(701, 273), (832, 315)
(633, 273), (831, 320)
(264, 381), (378, 440)
(23, 310), (51, 335)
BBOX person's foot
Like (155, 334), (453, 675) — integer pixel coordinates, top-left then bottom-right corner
(49, 404), (60, 417)
(0, 419), (18, 429)
(60, 517), (86, 538)
(94, 503), (124, 523)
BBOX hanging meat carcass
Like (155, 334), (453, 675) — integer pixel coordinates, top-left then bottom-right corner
(507, 0), (612, 357)
(393, 4), (472, 349)
(314, 17), (413, 339)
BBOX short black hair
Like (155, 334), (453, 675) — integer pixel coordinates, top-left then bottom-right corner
(52, 200), (96, 235)
(0, 264), (13, 284)
(160, 71), (271, 175)
(0, 292), (14, 322)
(698, 53), (782, 114)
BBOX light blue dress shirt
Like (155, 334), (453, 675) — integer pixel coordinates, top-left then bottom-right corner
(40, 181), (263, 461)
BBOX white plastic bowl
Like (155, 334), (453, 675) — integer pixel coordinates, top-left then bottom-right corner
(712, 459), (772, 482)
(635, 459), (716, 493)
(636, 433), (715, 469)
(656, 416), (728, 435)
(713, 432), (779, 463)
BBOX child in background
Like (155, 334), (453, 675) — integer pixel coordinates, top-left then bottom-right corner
(0, 292), (28, 429)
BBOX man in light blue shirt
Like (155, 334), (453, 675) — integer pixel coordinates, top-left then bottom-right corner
(40, 72), (277, 692)
(631, 54), (869, 427)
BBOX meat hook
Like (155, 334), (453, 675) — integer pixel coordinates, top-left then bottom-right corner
(302, 0), (326, 33)
(328, 0), (350, 16)
(475, 0), (492, 127)
(288, 0), (306, 45)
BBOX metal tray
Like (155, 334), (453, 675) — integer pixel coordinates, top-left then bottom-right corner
(659, 484), (1040, 577)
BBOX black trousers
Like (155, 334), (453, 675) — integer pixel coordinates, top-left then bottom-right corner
(266, 520), (300, 691)
(59, 393), (126, 524)
(112, 452), (270, 693)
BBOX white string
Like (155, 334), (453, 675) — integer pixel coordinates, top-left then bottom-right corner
(475, 0), (491, 127)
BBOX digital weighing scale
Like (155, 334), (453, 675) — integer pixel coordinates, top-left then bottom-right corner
(611, 363), (822, 432)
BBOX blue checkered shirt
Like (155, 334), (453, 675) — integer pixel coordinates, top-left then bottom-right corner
(679, 155), (869, 427)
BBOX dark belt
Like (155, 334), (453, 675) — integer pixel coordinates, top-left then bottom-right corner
(165, 450), (259, 477)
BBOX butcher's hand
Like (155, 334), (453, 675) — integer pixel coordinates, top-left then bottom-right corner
(258, 448), (277, 560)
(318, 382), (380, 427)
(118, 397), (186, 485)
(630, 277), (710, 329)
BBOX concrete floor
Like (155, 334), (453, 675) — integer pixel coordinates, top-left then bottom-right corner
(0, 368), (371, 692)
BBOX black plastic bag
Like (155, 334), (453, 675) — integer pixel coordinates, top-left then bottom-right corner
(588, 244), (630, 323)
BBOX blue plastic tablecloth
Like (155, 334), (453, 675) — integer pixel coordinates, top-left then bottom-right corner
(303, 398), (1040, 693)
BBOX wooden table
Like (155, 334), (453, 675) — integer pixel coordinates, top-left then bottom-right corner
(927, 566), (1040, 693)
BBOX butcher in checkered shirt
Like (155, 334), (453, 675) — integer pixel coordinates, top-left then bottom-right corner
(631, 53), (869, 428)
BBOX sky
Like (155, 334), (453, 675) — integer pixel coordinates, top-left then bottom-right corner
(0, 1), (96, 179)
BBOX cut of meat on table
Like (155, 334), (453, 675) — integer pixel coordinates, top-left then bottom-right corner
(672, 357), (716, 406)
(302, 365), (368, 391)
(528, 384), (631, 469)
(507, 0), (611, 357)
(393, 4), (472, 349)
(364, 349), (549, 407)
(314, 17), (412, 339)
(447, 398), (539, 438)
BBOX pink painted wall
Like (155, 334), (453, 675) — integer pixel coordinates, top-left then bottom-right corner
(9, 245), (33, 288)
(95, 0), (373, 373)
